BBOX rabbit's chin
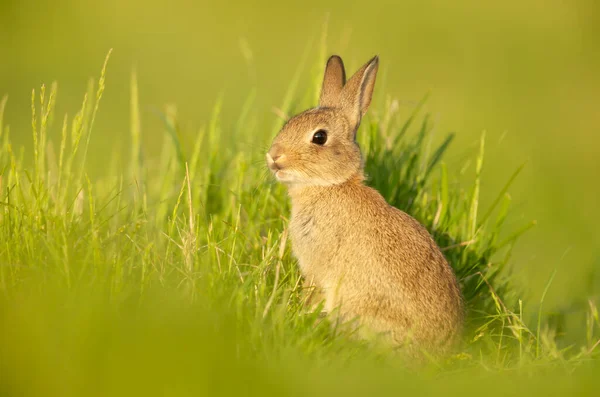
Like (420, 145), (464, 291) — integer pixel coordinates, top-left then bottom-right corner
(273, 169), (299, 184)
(273, 169), (311, 185)
(274, 170), (345, 187)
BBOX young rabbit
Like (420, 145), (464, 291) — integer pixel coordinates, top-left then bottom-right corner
(266, 55), (464, 356)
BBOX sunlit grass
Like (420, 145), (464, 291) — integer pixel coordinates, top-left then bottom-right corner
(0, 50), (598, 396)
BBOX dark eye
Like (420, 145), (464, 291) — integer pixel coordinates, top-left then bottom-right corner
(311, 130), (328, 145)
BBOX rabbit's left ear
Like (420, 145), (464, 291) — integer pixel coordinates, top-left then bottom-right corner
(319, 55), (346, 107)
(339, 56), (379, 130)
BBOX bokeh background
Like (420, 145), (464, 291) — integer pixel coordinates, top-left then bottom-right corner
(1, 0), (598, 312)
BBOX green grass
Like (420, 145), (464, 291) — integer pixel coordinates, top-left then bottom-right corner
(0, 51), (598, 396)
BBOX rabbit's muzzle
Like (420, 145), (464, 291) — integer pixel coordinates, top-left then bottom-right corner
(266, 144), (287, 172)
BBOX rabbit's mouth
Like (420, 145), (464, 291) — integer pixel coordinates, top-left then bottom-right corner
(266, 152), (286, 173)
(267, 161), (281, 173)
(266, 151), (298, 183)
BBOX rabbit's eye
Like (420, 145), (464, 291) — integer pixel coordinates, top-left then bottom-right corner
(311, 130), (328, 145)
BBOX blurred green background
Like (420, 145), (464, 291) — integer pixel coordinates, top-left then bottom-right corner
(1, 0), (598, 311)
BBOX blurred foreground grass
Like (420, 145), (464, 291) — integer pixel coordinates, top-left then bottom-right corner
(1, 51), (599, 395)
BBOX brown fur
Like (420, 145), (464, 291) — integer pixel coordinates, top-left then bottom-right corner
(266, 55), (464, 356)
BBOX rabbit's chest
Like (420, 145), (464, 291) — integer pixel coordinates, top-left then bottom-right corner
(289, 209), (344, 276)
(289, 213), (321, 264)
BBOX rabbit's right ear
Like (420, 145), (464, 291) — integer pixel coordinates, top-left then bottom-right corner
(319, 55), (346, 108)
(339, 56), (379, 132)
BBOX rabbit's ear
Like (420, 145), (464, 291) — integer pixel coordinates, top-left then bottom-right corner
(319, 55), (346, 107)
(340, 56), (379, 130)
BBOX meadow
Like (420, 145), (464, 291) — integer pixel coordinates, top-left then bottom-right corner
(1, 0), (600, 394)
(0, 47), (599, 395)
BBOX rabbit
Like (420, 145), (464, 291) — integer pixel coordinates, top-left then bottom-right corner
(266, 55), (464, 356)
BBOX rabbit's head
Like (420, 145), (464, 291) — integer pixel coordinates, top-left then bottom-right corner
(266, 55), (379, 186)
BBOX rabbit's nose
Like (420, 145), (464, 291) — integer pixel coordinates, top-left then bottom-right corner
(267, 145), (286, 168)
(270, 153), (283, 162)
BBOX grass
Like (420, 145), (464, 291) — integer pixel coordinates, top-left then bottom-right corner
(0, 50), (599, 396)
